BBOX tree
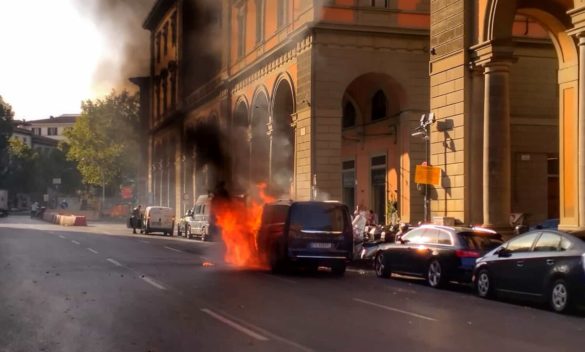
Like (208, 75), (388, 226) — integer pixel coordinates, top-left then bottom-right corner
(4, 138), (39, 194)
(0, 96), (15, 177)
(64, 91), (141, 190)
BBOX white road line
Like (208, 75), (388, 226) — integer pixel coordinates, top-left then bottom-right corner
(164, 246), (182, 253)
(71, 240), (81, 245)
(87, 248), (99, 254)
(58, 235), (66, 239)
(142, 276), (166, 290)
(201, 309), (269, 341)
(353, 298), (438, 322)
(217, 309), (313, 351)
(106, 258), (123, 267)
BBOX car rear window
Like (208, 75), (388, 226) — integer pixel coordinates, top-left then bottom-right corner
(262, 205), (289, 225)
(458, 232), (503, 251)
(289, 203), (349, 232)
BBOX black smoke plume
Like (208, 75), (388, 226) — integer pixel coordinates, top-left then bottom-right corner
(184, 120), (232, 196)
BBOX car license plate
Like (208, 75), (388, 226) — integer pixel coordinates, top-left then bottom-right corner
(310, 242), (332, 249)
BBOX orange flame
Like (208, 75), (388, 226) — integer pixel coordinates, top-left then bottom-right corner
(213, 183), (275, 268)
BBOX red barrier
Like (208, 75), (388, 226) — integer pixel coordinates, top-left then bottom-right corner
(73, 216), (87, 226)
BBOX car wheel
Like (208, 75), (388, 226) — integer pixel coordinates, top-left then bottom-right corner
(186, 226), (192, 240)
(427, 259), (445, 288)
(476, 269), (494, 298)
(201, 227), (208, 241)
(374, 253), (391, 278)
(331, 262), (346, 276)
(550, 279), (572, 313)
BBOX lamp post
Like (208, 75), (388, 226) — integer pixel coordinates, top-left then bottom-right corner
(411, 113), (436, 223)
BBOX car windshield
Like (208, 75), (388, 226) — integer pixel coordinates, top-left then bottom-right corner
(289, 203), (348, 232)
(458, 232), (503, 251)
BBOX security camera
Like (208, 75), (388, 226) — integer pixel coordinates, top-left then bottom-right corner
(411, 131), (427, 138)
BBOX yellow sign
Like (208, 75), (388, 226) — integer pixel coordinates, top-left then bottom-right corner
(415, 165), (442, 186)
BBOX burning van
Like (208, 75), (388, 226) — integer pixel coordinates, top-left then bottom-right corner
(256, 200), (354, 275)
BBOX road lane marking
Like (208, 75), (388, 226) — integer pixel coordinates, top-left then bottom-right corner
(87, 248), (99, 254)
(58, 235), (66, 239)
(106, 258), (123, 267)
(142, 276), (166, 290)
(71, 240), (81, 245)
(353, 298), (437, 322)
(201, 309), (269, 341)
(164, 246), (182, 253)
(217, 309), (313, 351)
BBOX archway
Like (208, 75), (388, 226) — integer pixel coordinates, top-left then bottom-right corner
(232, 99), (250, 192)
(477, 0), (579, 229)
(250, 89), (270, 184)
(340, 73), (406, 224)
(271, 77), (295, 197)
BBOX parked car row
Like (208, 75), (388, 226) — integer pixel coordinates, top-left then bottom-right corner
(373, 224), (585, 313)
(129, 198), (584, 314)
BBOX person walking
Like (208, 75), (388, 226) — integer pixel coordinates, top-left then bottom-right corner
(30, 201), (39, 218)
(131, 205), (142, 234)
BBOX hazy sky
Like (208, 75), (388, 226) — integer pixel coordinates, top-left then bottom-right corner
(0, 1), (112, 120)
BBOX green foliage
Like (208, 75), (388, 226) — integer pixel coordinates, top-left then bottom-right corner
(0, 96), (15, 174)
(2, 138), (82, 196)
(64, 90), (141, 188)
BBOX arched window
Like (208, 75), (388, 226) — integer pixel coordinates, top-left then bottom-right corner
(342, 101), (356, 129)
(371, 90), (387, 121)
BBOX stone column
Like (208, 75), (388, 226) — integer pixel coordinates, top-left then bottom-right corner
(578, 36), (585, 229)
(470, 66), (485, 225)
(482, 60), (513, 229)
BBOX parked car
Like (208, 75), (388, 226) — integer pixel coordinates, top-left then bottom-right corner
(473, 230), (585, 313)
(256, 200), (353, 275)
(177, 195), (211, 240)
(141, 206), (175, 236)
(375, 225), (503, 288)
(530, 218), (560, 230)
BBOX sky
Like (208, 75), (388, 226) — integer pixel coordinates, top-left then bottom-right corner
(0, 0), (133, 120)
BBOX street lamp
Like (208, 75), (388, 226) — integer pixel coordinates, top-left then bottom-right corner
(411, 113), (436, 223)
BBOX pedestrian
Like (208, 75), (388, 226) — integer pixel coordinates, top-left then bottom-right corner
(131, 205), (142, 234)
(31, 201), (39, 218)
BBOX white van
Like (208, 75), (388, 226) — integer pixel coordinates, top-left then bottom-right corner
(188, 195), (211, 240)
(142, 206), (175, 236)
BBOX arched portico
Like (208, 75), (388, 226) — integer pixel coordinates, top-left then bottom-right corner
(270, 75), (296, 197)
(473, 0), (584, 230)
(250, 88), (270, 184)
(232, 98), (250, 192)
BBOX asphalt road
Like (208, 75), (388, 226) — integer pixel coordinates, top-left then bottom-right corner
(1, 216), (585, 352)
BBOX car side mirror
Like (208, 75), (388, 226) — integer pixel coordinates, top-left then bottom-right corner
(497, 248), (511, 258)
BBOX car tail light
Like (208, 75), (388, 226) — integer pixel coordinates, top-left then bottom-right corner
(456, 249), (480, 258)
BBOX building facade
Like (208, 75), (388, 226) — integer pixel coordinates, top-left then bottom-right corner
(142, 0), (432, 223)
(141, 0), (585, 231)
(429, 0), (585, 231)
(28, 114), (79, 142)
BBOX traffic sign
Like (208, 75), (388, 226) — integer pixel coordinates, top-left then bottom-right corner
(415, 165), (441, 186)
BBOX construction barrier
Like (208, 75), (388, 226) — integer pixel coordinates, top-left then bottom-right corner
(41, 212), (88, 227)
